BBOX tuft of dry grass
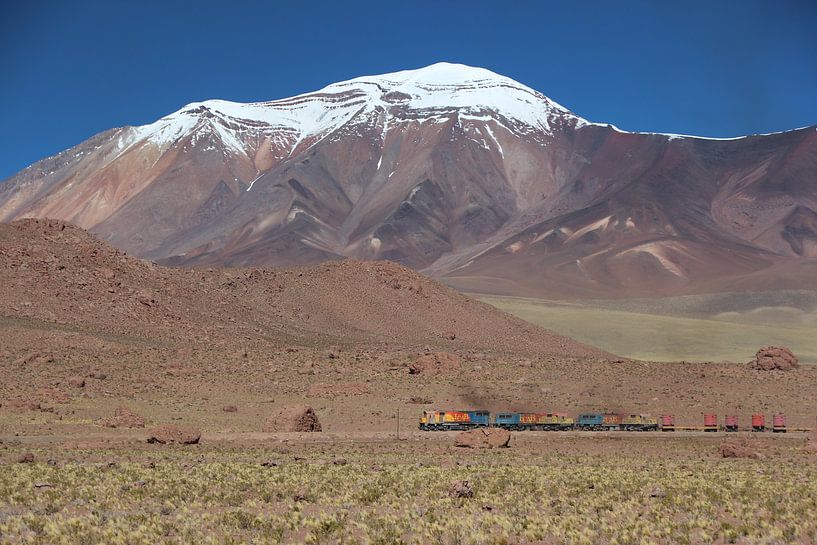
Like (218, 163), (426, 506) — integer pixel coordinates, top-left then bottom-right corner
(1, 445), (815, 544)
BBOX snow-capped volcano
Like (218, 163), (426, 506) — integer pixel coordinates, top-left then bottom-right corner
(2, 63), (817, 297)
(126, 62), (584, 161)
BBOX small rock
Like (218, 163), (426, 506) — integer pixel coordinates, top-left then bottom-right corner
(147, 425), (201, 445)
(17, 452), (35, 464)
(222, 405), (238, 413)
(448, 480), (474, 499)
(648, 486), (666, 498)
(67, 377), (86, 388)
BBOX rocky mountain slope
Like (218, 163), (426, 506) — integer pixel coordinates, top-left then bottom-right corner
(0, 218), (607, 357)
(2, 63), (816, 297)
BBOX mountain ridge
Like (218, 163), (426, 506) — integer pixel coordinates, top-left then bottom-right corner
(2, 63), (816, 298)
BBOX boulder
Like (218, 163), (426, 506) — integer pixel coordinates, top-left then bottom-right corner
(67, 376), (86, 388)
(749, 346), (798, 371)
(263, 405), (322, 432)
(409, 352), (462, 375)
(454, 427), (511, 449)
(719, 438), (763, 459)
(147, 425), (201, 445)
(17, 452), (35, 464)
(98, 406), (146, 428)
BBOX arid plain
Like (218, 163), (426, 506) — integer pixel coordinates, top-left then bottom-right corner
(2, 219), (817, 544)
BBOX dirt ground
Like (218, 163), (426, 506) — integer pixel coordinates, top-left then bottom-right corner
(1, 318), (816, 440)
(2, 218), (816, 458)
(3, 221), (817, 544)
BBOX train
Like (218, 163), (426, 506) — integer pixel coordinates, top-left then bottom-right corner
(419, 410), (658, 431)
(419, 410), (791, 432)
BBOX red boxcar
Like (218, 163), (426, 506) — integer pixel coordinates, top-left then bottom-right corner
(660, 414), (675, 431)
(703, 413), (718, 432)
(752, 414), (765, 432)
(725, 415), (738, 432)
(772, 413), (786, 433)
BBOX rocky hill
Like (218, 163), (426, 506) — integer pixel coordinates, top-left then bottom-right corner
(0, 218), (607, 357)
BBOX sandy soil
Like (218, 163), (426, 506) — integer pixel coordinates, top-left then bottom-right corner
(1, 219), (815, 447)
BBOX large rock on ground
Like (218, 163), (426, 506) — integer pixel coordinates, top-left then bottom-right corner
(749, 346), (798, 371)
(409, 352), (462, 375)
(263, 405), (322, 432)
(719, 437), (763, 459)
(98, 406), (146, 428)
(147, 425), (201, 445)
(455, 427), (511, 449)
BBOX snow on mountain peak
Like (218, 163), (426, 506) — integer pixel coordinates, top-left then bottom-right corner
(324, 62), (537, 94)
(129, 63), (585, 153)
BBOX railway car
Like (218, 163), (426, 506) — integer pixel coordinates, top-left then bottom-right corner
(535, 412), (574, 430)
(418, 410), (490, 431)
(620, 414), (659, 431)
(494, 412), (573, 431)
(773, 413), (787, 433)
(493, 412), (521, 430)
(417, 409), (802, 433)
(575, 413), (622, 431)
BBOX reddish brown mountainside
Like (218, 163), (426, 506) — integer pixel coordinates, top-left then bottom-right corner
(4, 64), (814, 297)
(0, 219), (607, 357)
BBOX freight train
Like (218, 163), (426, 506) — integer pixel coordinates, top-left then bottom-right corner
(419, 410), (790, 432)
(419, 410), (658, 431)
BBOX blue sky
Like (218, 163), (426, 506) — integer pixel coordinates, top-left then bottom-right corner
(2, 0), (816, 179)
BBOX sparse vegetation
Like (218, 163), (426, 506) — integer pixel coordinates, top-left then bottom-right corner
(1, 447), (816, 544)
(480, 295), (817, 363)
